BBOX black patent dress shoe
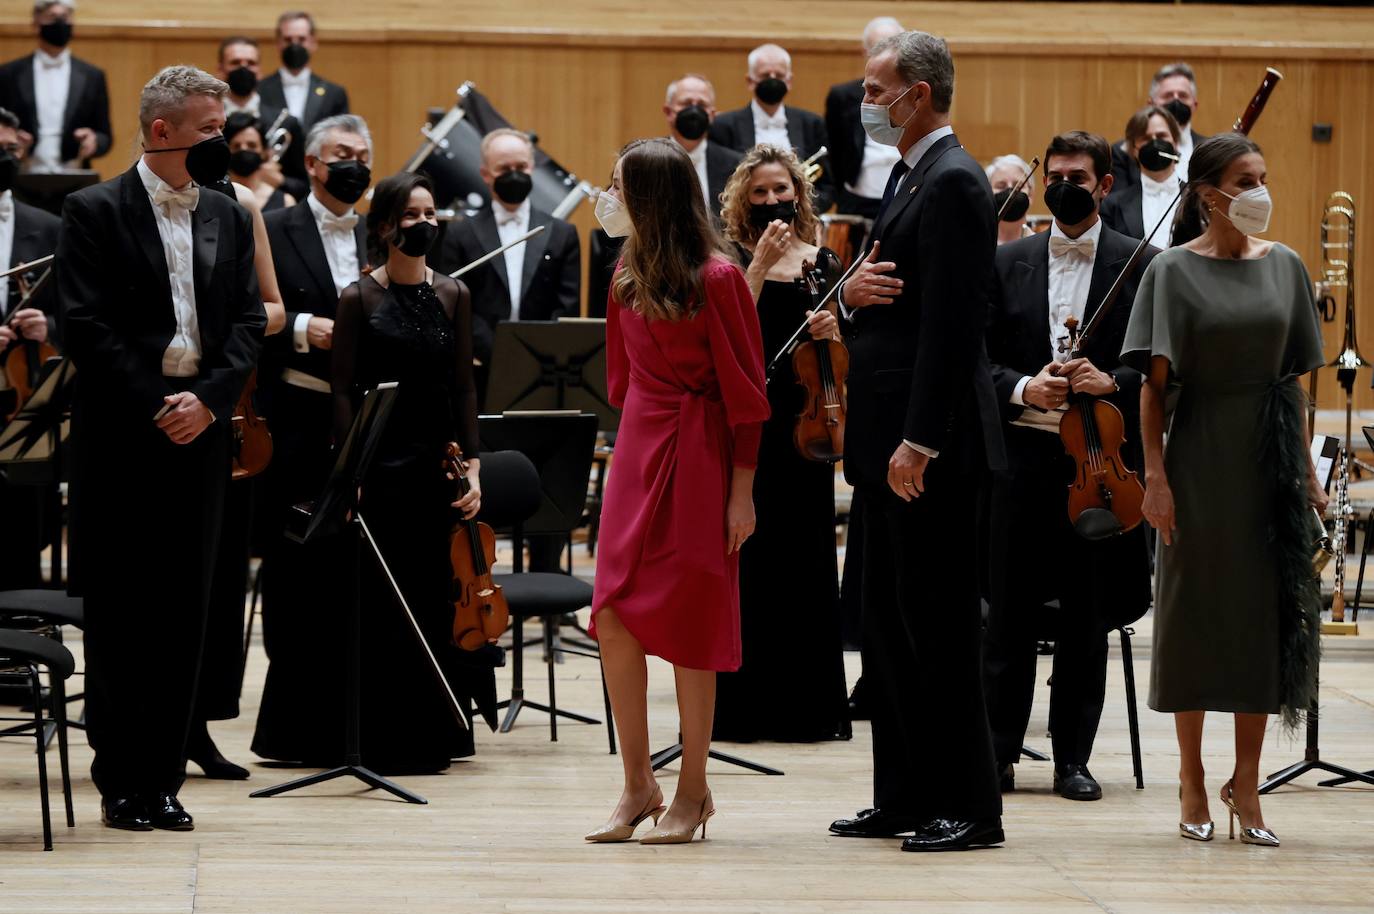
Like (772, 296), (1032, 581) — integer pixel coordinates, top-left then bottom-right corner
(146, 793), (195, 831)
(1053, 764), (1102, 801)
(101, 796), (152, 831)
(999, 763), (1015, 793)
(829, 808), (922, 838)
(900, 818), (1005, 852)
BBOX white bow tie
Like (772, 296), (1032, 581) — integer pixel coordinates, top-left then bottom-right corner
(1049, 235), (1095, 260)
(496, 211), (523, 228)
(320, 210), (358, 232)
(759, 115), (787, 130)
(37, 53), (65, 70)
(152, 183), (199, 212)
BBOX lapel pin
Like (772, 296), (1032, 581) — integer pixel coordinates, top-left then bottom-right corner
(314, 86), (325, 96)
(909, 183), (921, 195)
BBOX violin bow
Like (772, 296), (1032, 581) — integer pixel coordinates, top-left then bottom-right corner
(449, 225), (546, 279)
(996, 156), (1039, 221)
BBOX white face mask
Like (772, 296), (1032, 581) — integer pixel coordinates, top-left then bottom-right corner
(595, 191), (632, 238)
(1215, 185), (1272, 235)
(860, 83), (916, 147)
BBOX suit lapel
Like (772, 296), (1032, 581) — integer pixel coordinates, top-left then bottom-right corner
(119, 167), (173, 309)
(286, 202), (337, 304)
(785, 116), (805, 154)
(520, 210), (552, 298)
(15, 61), (36, 136)
(874, 133), (960, 240)
(191, 206), (219, 314)
(1021, 233), (1052, 363)
(1125, 185), (1146, 239)
(1083, 230), (1127, 331)
(62, 59), (86, 138)
(302, 75), (325, 127)
(473, 209), (508, 293)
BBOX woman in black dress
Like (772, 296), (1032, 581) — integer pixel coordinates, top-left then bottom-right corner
(712, 145), (849, 742)
(321, 172), (496, 772)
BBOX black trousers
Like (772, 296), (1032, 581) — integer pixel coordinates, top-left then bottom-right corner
(195, 475), (254, 723)
(983, 427), (1113, 770)
(0, 479), (44, 590)
(859, 477), (1001, 822)
(82, 421), (227, 799)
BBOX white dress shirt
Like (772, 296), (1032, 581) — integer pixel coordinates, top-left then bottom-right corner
(751, 99), (790, 150)
(292, 193), (360, 352)
(224, 93), (262, 118)
(136, 159), (203, 378)
(1009, 218), (1104, 431)
(1175, 129), (1193, 184)
(679, 137), (711, 210)
(494, 199), (531, 320)
(279, 67), (311, 123)
(31, 49), (71, 172)
(1139, 171), (1179, 248)
(0, 192), (15, 316)
(847, 132), (902, 200)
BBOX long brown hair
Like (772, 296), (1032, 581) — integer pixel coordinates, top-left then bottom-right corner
(611, 138), (729, 322)
(720, 144), (822, 248)
(1171, 132), (1262, 246)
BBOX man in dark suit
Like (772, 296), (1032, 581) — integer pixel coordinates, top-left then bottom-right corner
(257, 11), (349, 133)
(0, 104), (61, 592)
(58, 66), (264, 831)
(826, 31), (1006, 853)
(430, 127), (580, 375)
(216, 35), (308, 202)
(824, 16), (904, 221)
(251, 113), (371, 762)
(1101, 105), (1183, 247)
(709, 43), (834, 213)
(663, 73), (741, 220)
(983, 131), (1155, 803)
(1110, 61), (1207, 192)
(0, 0), (112, 171)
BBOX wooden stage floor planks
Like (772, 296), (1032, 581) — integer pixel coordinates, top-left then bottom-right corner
(2, 553), (1374, 912)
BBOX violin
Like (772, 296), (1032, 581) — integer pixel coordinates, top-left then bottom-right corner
(230, 369), (272, 479)
(443, 442), (509, 649)
(0, 264), (58, 422)
(791, 265), (848, 463)
(1057, 317), (1144, 539)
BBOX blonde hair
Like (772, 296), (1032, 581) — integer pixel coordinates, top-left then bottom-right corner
(720, 144), (821, 248)
(138, 66), (228, 142)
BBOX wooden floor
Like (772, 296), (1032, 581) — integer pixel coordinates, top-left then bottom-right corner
(3, 546), (1374, 912)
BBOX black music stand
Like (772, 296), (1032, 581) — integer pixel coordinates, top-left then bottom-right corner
(13, 170), (99, 216)
(484, 319), (619, 431)
(251, 382), (468, 805)
(0, 358), (73, 584)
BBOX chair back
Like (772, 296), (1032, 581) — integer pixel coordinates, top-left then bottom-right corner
(474, 449), (542, 529)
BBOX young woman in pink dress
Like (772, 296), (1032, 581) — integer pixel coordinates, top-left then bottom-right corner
(585, 138), (769, 845)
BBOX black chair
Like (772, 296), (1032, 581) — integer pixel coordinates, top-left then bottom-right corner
(0, 589), (86, 740)
(0, 629), (75, 850)
(477, 445), (613, 749)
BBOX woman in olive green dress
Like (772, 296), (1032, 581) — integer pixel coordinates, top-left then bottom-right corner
(1122, 134), (1326, 848)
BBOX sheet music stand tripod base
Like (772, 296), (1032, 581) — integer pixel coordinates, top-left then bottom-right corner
(1259, 691), (1374, 793)
(650, 735), (783, 776)
(251, 384), (469, 805)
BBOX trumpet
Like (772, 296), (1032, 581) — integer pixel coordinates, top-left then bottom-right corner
(802, 146), (827, 185)
(264, 108), (292, 162)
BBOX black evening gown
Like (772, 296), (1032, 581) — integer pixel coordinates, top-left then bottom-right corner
(713, 247), (850, 742)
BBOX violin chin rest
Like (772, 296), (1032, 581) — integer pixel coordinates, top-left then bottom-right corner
(1073, 508), (1124, 541)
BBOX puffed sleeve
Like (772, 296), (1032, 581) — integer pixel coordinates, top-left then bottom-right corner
(1119, 252), (1175, 375)
(1281, 246), (1325, 376)
(703, 259), (770, 467)
(606, 271), (629, 410)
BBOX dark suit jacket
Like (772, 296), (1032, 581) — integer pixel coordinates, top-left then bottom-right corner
(704, 140), (742, 217)
(708, 103), (834, 212)
(5, 199), (61, 339)
(1099, 181), (1145, 240)
(257, 70), (350, 131)
(0, 53), (112, 166)
(841, 132), (1005, 489)
(428, 205), (580, 364)
(1110, 128), (1207, 191)
(262, 198), (366, 387)
(824, 78), (865, 195)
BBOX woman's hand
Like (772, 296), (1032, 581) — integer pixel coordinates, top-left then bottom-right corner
(1142, 477), (1177, 546)
(806, 308), (839, 341)
(452, 469), (482, 519)
(726, 486), (755, 554)
(752, 220), (791, 274)
(1308, 474), (1330, 514)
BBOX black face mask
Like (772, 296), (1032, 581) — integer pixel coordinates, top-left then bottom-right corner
(228, 148), (262, 177)
(1138, 138), (1178, 173)
(0, 153), (18, 194)
(39, 20), (72, 48)
(674, 105), (710, 142)
(1162, 98), (1192, 129)
(322, 159), (370, 205)
(146, 134), (231, 188)
(749, 199), (796, 229)
(396, 220), (439, 257)
(492, 169), (533, 205)
(754, 78), (788, 107)
(1043, 180), (1098, 226)
(281, 43), (310, 71)
(993, 188), (1030, 223)
(226, 66), (258, 98)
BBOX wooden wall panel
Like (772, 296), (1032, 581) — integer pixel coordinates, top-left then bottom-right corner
(0, 2), (1370, 404)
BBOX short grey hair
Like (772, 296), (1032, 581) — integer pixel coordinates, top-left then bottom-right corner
(139, 66), (228, 142)
(33, 0), (74, 14)
(862, 16), (903, 52)
(480, 127), (534, 162)
(746, 44), (791, 78)
(1149, 62), (1198, 99)
(305, 114), (373, 159)
(870, 31), (954, 114)
(665, 73), (715, 107)
(985, 154), (1035, 192)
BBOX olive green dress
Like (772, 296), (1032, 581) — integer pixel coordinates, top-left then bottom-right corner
(1121, 243), (1324, 715)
